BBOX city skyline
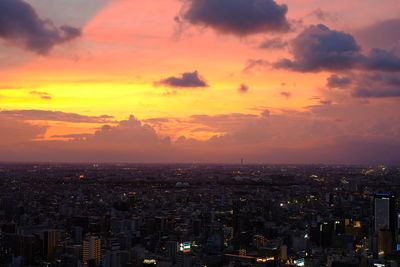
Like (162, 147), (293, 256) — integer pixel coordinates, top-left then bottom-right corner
(0, 0), (399, 163)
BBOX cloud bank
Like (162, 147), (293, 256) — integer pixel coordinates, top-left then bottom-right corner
(0, 105), (399, 164)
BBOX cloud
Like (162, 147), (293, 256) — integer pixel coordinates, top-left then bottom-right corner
(363, 48), (400, 72)
(273, 24), (400, 72)
(355, 19), (400, 50)
(51, 133), (92, 140)
(0, 110), (115, 123)
(30, 91), (52, 100)
(0, 0), (81, 54)
(0, 105), (399, 163)
(280, 91), (291, 98)
(326, 75), (352, 89)
(87, 115), (164, 144)
(143, 117), (172, 124)
(179, 0), (290, 36)
(259, 37), (287, 49)
(351, 73), (400, 98)
(0, 114), (46, 145)
(273, 24), (362, 72)
(319, 100), (332, 105)
(308, 8), (338, 23)
(326, 72), (400, 98)
(353, 87), (400, 98)
(243, 59), (270, 72)
(238, 83), (249, 93)
(155, 71), (209, 88)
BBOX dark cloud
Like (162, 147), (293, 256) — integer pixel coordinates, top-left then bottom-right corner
(363, 48), (400, 72)
(273, 24), (400, 72)
(0, 0), (81, 54)
(259, 37), (287, 49)
(0, 110), (115, 123)
(273, 24), (362, 72)
(326, 73), (400, 98)
(326, 74), (352, 89)
(30, 91), (52, 100)
(155, 71), (208, 88)
(180, 0), (290, 36)
(351, 73), (400, 98)
(238, 83), (249, 93)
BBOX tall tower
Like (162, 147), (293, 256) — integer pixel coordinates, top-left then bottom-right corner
(374, 193), (395, 232)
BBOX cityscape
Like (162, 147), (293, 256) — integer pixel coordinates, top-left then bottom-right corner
(0, 164), (399, 266)
(0, 0), (399, 266)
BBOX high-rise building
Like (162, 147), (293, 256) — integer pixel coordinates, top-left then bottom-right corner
(378, 230), (393, 254)
(374, 194), (395, 233)
(83, 236), (101, 265)
(43, 230), (60, 261)
(73, 226), (83, 244)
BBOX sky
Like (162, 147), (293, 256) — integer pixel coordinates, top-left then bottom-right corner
(0, 0), (399, 164)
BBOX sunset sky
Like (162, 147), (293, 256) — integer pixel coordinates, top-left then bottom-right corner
(0, 0), (399, 163)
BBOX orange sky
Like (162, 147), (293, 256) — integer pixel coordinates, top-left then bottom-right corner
(0, 0), (399, 163)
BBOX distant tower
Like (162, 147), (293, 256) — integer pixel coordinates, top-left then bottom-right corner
(241, 158), (244, 166)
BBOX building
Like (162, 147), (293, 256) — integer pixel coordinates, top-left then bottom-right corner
(374, 194), (395, 233)
(43, 230), (60, 261)
(83, 236), (101, 265)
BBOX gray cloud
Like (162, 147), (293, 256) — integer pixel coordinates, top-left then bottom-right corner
(0, 110), (115, 123)
(308, 8), (338, 23)
(180, 0), (290, 36)
(273, 24), (362, 72)
(363, 48), (400, 72)
(353, 87), (400, 98)
(326, 73), (400, 98)
(0, 0), (81, 54)
(273, 24), (400, 72)
(326, 74), (352, 89)
(155, 71), (209, 88)
(259, 37), (287, 49)
(355, 19), (400, 50)
(351, 73), (400, 98)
